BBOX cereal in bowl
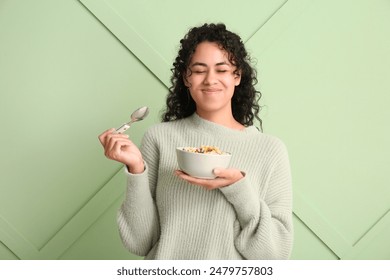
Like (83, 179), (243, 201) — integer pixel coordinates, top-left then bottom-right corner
(182, 145), (224, 155)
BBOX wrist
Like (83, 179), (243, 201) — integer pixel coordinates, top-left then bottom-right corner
(127, 160), (145, 174)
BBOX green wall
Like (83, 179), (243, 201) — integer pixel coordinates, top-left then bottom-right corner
(0, 0), (389, 260)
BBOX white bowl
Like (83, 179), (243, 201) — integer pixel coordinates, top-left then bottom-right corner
(176, 147), (232, 179)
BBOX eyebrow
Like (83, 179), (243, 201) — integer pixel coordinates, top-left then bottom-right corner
(190, 62), (230, 67)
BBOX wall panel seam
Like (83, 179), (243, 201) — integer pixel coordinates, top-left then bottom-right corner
(0, 215), (38, 259)
(78, 0), (170, 87)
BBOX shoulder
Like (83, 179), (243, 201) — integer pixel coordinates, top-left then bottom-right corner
(262, 133), (287, 149)
(248, 130), (289, 159)
(262, 133), (290, 164)
(247, 127), (286, 147)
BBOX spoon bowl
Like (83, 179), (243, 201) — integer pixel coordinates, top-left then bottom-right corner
(115, 106), (149, 133)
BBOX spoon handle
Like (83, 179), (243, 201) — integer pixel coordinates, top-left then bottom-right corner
(115, 123), (130, 134)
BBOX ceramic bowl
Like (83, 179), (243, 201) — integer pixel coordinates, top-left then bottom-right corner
(176, 147), (231, 179)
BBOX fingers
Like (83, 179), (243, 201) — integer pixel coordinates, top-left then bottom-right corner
(98, 129), (135, 161)
(104, 136), (133, 160)
(98, 128), (115, 146)
(98, 128), (144, 170)
(175, 168), (244, 190)
(212, 168), (243, 180)
(175, 170), (219, 189)
(99, 129), (128, 148)
(108, 138), (131, 160)
(105, 133), (130, 153)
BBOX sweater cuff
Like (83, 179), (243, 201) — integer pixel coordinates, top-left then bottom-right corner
(219, 176), (260, 226)
(123, 162), (151, 205)
(124, 161), (147, 176)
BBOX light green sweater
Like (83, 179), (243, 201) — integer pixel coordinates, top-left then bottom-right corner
(117, 113), (293, 259)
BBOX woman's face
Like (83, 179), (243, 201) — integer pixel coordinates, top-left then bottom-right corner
(184, 41), (241, 117)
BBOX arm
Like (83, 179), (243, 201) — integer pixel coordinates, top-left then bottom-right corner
(115, 130), (161, 256)
(219, 143), (293, 259)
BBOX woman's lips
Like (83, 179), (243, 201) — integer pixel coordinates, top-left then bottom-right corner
(202, 88), (221, 94)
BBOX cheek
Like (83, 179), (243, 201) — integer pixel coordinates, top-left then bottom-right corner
(188, 77), (205, 89)
(224, 77), (239, 89)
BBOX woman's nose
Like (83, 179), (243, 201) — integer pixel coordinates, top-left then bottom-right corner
(203, 70), (217, 85)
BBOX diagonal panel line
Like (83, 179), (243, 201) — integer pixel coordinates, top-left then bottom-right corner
(292, 212), (339, 259)
(343, 209), (390, 259)
(245, 0), (288, 43)
(79, 0), (170, 87)
(1, 168), (126, 260)
(246, 0), (315, 55)
(38, 168), (126, 259)
(36, 165), (123, 251)
(293, 192), (351, 258)
(0, 215), (39, 259)
(353, 209), (390, 247)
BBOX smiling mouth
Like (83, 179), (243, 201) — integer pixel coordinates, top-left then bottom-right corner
(202, 88), (221, 94)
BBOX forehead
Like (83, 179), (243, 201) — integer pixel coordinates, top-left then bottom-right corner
(190, 41), (229, 64)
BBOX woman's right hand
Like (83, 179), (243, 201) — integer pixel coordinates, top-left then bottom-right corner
(98, 128), (144, 174)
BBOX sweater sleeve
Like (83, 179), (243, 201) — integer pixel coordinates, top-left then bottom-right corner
(219, 142), (293, 260)
(116, 129), (160, 257)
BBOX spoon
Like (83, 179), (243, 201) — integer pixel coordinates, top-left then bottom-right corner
(115, 106), (149, 134)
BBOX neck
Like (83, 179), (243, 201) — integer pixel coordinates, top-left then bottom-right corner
(195, 110), (245, 130)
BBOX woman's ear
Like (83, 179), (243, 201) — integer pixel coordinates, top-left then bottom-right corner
(183, 78), (190, 87)
(183, 73), (191, 88)
(234, 71), (241, 86)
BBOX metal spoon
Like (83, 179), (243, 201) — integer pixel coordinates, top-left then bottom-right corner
(115, 106), (149, 134)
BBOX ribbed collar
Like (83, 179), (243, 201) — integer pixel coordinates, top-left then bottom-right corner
(186, 113), (260, 139)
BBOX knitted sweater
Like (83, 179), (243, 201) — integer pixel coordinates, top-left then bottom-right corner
(117, 113), (293, 259)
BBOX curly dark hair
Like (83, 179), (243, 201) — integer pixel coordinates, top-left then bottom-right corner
(161, 23), (262, 129)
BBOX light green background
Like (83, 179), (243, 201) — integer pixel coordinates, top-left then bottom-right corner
(0, 0), (389, 260)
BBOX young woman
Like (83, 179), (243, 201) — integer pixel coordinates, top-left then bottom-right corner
(98, 23), (293, 259)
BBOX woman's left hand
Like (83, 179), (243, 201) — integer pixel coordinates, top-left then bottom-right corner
(175, 168), (244, 190)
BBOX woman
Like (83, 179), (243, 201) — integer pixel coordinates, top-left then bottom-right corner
(98, 23), (293, 259)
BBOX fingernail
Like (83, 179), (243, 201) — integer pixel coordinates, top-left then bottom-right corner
(213, 168), (220, 175)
